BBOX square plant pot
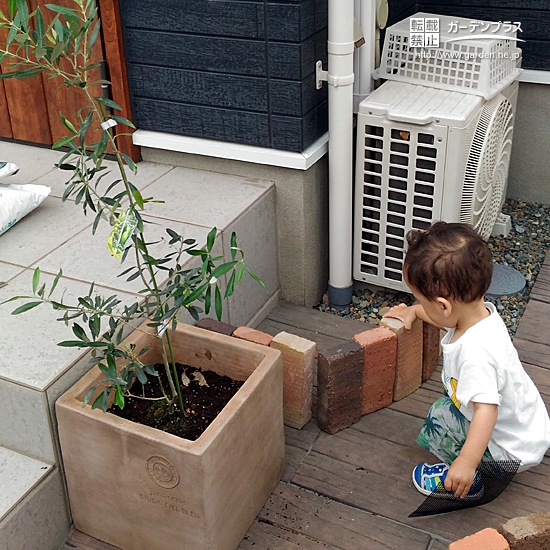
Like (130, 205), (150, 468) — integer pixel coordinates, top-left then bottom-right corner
(56, 323), (285, 550)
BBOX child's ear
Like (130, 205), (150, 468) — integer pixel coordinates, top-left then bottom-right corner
(436, 297), (453, 318)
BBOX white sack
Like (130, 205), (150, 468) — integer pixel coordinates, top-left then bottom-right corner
(0, 162), (20, 179)
(0, 183), (51, 236)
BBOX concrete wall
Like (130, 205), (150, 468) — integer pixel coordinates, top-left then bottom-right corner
(507, 82), (550, 205)
(142, 148), (329, 307)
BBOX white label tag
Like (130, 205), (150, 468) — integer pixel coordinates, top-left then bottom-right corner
(100, 119), (117, 130)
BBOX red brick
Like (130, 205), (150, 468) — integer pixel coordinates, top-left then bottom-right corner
(317, 340), (363, 434)
(233, 326), (273, 346)
(270, 332), (316, 429)
(195, 318), (236, 337)
(498, 512), (550, 550)
(353, 327), (397, 414)
(422, 322), (441, 382)
(449, 529), (510, 550)
(379, 317), (422, 401)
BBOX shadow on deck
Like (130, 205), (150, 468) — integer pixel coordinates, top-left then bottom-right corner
(63, 255), (550, 550)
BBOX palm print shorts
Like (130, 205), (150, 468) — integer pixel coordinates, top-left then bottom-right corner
(417, 396), (493, 465)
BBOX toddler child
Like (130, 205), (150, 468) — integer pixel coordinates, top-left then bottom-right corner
(384, 221), (550, 499)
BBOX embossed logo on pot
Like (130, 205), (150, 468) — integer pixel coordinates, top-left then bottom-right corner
(146, 456), (180, 489)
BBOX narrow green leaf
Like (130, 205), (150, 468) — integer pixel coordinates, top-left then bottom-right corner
(211, 261), (237, 279)
(204, 284), (211, 314)
(12, 301), (42, 315)
(131, 187), (144, 208)
(108, 114), (135, 128)
(88, 18), (100, 52)
(225, 270), (235, 298)
(48, 268), (63, 298)
(35, 6), (45, 45)
(72, 323), (88, 341)
(45, 4), (78, 18)
(206, 227), (216, 253)
(247, 267), (266, 290)
(114, 385), (125, 409)
(215, 285), (222, 320)
(230, 232), (237, 261)
(32, 266), (40, 294)
(52, 135), (75, 149)
(120, 152), (137, 175)
(94, 96), (122, 111)
(83, 386), (96, 407)
(60, 114), (77, 135)
(236, 262), (245, 284)
(51, 39), (64, 62)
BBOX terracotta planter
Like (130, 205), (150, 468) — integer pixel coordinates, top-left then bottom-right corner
(56, 323), (285, 550)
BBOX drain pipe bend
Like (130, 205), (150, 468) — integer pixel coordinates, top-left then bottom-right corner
(327, 0), (355, 309)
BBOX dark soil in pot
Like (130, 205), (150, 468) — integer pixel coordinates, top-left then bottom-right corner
(109, 363), (244, 441)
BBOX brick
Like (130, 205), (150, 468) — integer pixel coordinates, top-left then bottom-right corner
(317, 340), (363, 434)
(353, 327), (397, 415)
(379, 317), (423, 401)
(233, 326), (273, 346)
(195, 318), (236, 337)
(449, 528), (510, 550)
(498, 512), (550, 550)
(422, 322), (441, 382)
(270, 332), (316, 430)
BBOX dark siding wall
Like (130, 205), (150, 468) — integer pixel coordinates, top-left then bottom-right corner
(416, 0), (550, 70)
(119, 0), (328, 152)
(388, 0), (417, 26)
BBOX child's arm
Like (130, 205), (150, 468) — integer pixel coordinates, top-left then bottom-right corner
(383, 303), (445, 331)
(445, 402), (498, 498)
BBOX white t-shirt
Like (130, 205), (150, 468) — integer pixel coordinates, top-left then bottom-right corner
(441, 302), (550, 471)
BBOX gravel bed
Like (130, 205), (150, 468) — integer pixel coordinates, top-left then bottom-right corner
(316, 199), (550, 338)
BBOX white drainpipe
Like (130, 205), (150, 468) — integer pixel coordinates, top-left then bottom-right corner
(318, 0), (377, 308)
(325, 0), (356, 308)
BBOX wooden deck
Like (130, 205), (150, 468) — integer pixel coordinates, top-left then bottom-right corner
(63, 254), (550, 550)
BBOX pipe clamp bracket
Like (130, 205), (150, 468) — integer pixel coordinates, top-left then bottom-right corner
(316, 60), (355, 89)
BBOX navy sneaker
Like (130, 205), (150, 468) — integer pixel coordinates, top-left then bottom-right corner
(412, 462), (484, 500)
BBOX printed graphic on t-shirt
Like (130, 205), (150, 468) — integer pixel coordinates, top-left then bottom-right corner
(442, 368), (461, 409)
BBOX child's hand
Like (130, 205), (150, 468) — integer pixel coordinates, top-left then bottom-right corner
(383, 303), (417, 331)
(445, 456), (476, 498)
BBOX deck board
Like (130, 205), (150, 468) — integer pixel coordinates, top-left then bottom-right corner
(63, 258), (550, 549)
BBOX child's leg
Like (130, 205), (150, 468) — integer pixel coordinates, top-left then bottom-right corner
(417, 396), (492, 465)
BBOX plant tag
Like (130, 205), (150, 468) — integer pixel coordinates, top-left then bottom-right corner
(100, 119), (117, 130)
(107, 209), (138, 258)
(157, 319), (169, 337)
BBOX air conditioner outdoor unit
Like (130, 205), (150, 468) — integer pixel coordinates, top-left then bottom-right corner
(353, 78), (518, 292)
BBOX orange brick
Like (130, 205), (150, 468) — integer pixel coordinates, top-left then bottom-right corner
(449, 528), (510, 550)
(379, 317), (422, 401)
(422, 322), (441, 382)
(499, 512), (550, 549)
(353, 327), (397, 415)
(270, 332), (316, 429)
(233, 326), (273, 346)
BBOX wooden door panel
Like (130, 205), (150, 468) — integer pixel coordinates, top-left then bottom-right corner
(0, 80), (13, 139)
(0, 0), (139, 160)
(1, 74), (52, 144)
(28, 0), (107, 148)
(0, 0), (51, 144)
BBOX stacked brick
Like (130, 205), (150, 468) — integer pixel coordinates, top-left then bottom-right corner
(444, 513), (550, 549)
(197, 315), (442, 435)
(197, 318), (316, 430)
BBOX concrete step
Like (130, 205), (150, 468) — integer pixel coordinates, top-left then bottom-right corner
(0, 445), (70, 550)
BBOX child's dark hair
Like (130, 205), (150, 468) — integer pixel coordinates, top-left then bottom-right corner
(404, 221), (493, 302)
